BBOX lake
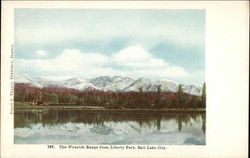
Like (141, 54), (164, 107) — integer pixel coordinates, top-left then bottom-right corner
(14, 109), (206, 145)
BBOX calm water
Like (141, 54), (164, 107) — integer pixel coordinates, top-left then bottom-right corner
(14, 109), (206, 145)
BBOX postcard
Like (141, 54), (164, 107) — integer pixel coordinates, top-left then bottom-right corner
(1, 1), (248, 158)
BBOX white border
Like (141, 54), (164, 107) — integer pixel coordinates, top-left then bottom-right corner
(1, 1), (249, 158)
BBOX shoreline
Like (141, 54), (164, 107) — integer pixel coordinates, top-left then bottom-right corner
(14, 105), (206, 112)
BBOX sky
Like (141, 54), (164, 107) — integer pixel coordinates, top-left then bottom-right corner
(14, 9), (205, 85)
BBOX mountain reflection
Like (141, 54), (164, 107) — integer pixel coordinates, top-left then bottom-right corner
(14, 110), (206, 134)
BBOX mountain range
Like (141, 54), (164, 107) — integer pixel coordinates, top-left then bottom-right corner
(15, 74), (202, 96)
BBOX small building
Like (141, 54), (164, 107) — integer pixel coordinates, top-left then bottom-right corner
(30, 100), (48, 106)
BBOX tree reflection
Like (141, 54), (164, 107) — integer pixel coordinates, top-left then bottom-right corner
(14, 110), (206, 134)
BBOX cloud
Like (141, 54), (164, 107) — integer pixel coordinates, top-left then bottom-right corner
(111, 45), (171, 70)
(15, 49), (109, 74)
(35, 50), (47, 57)
(16, 24), (203, 50)
(15, 10), (204, 49)
(15, 45), (190, 81)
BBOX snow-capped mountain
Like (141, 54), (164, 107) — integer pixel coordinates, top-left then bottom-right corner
(15, 74), (202, 96)
(155, 79), (179, 92)
(124, 77), (156, 92)
(182, 85), (202, 96)
(98, 76), (134, 91)
(15, 74), (58, 88)
(59, 78), (98, 90)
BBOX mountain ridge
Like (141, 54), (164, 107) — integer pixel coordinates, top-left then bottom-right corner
(15, 74), (202, 96)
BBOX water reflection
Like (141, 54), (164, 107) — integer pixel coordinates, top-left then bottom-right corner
(14, 110), (206, 145)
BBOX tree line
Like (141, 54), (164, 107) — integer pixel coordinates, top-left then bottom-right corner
(14, 83), (206, 109)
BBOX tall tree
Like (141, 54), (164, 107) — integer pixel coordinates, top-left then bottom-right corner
(156, 85), (162, 107)
(138, 87), (144, 107)
(178, 84), (183, 94)
(176, 84), (184, 107)
(201, 83), (206, 108)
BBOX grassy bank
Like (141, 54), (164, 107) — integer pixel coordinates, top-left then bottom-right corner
(14, 102), (205, 112)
